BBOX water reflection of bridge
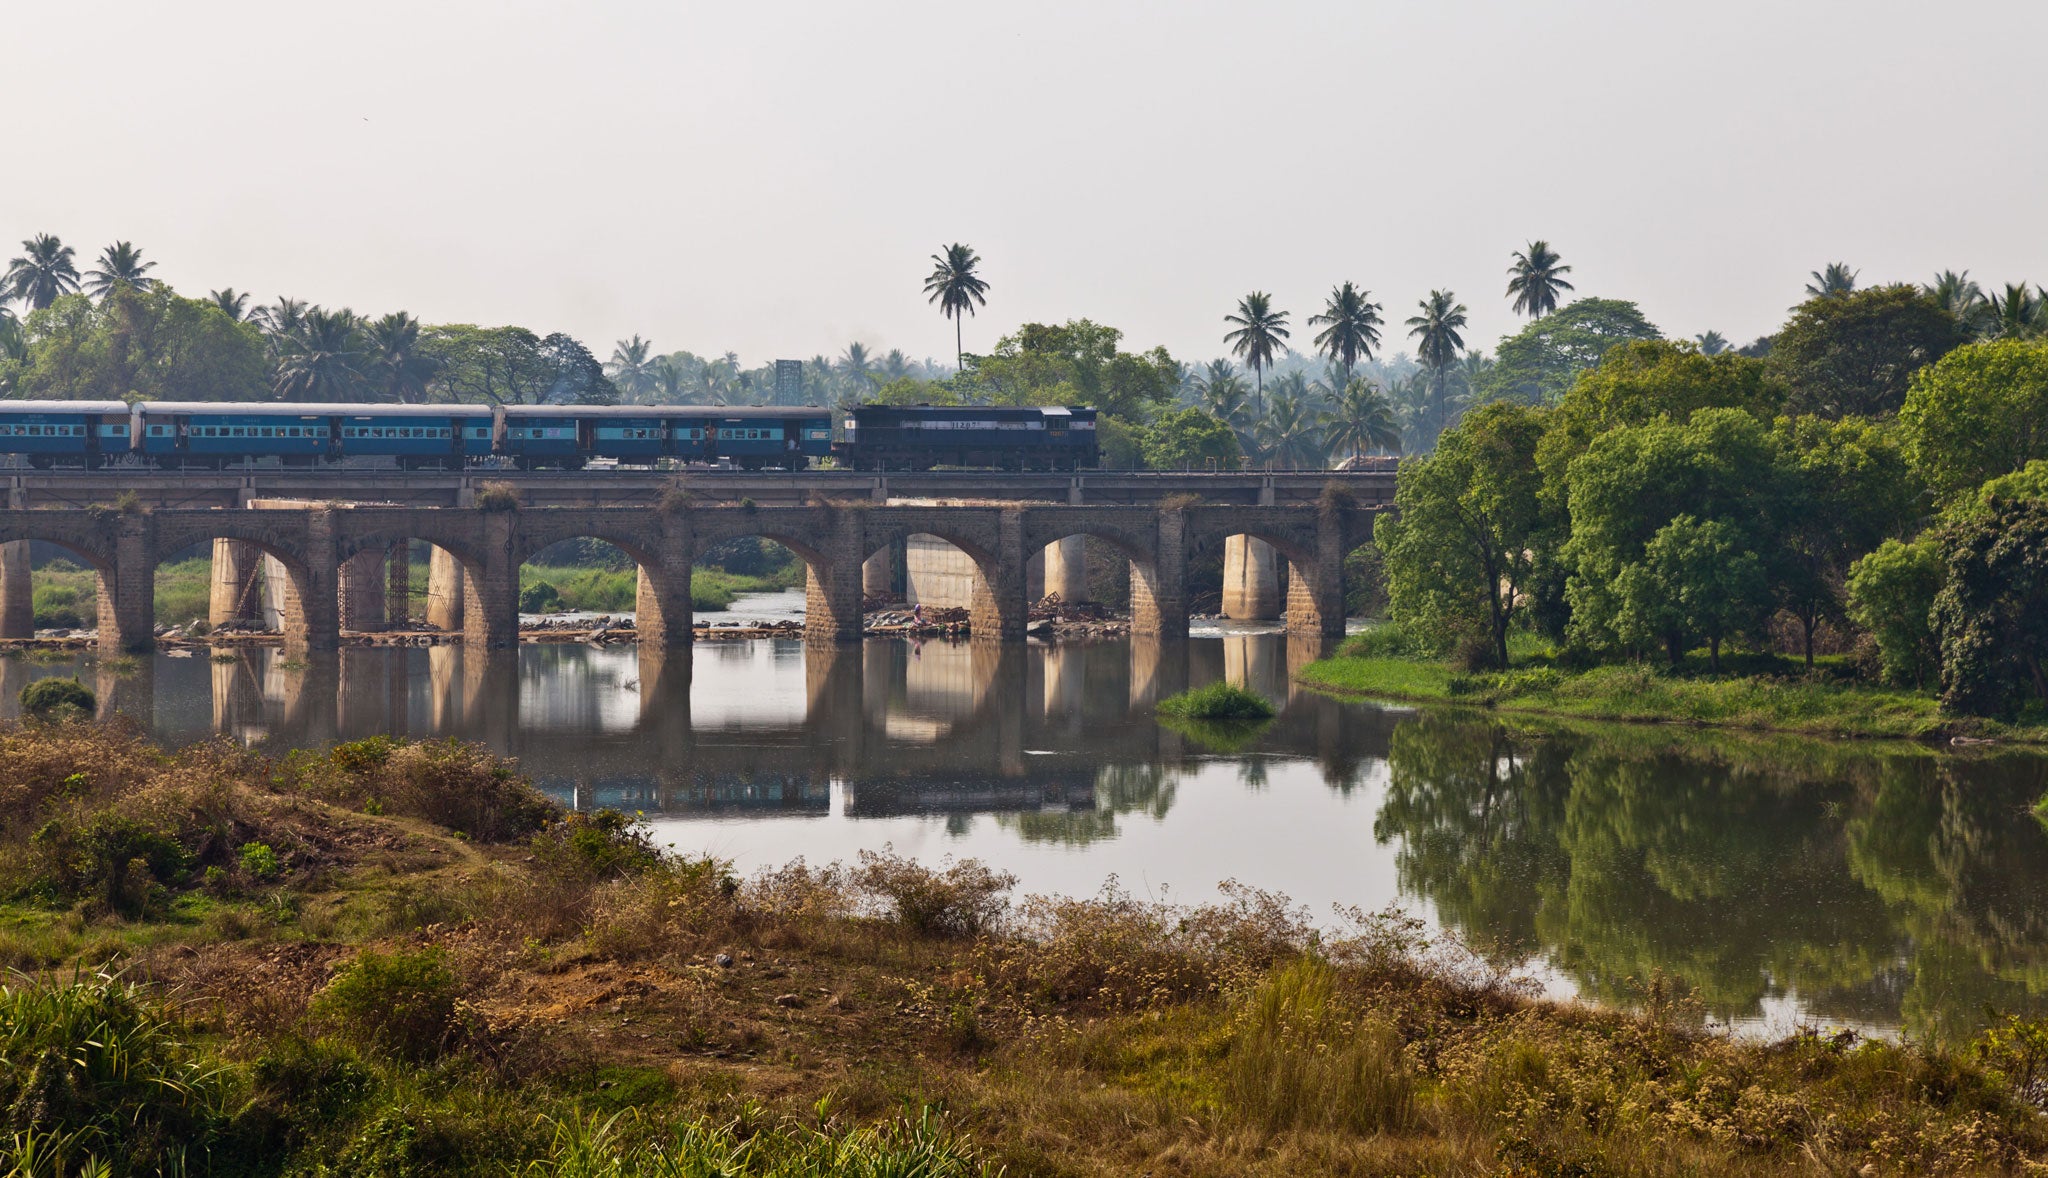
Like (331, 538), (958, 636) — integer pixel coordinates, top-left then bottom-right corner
(52, 636), (1399, 819)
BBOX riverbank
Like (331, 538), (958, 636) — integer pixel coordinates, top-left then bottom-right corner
(1300, 637), (2048, 743)
(4, 724), (2045, 1175)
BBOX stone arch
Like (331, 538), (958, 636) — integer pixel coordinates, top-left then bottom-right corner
(0, 518), (122, 644)
(1186, 507), (1346, 644)
(153, 516), (326, 652)
(856, 513), (1021, 641)
(691, 507), (852, 642)
(1018, 512), (1165, 631)
(512, 523), (682, 647)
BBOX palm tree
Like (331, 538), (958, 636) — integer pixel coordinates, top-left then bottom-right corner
(365, 312), (439, 402)
(1322, 378), (1402, 461)
(1916, 266), (1982, 331)
(254, 297), (309, 339)
(1193, 359), (1250, 429)
(1223, 291), (1291, 416)
(1804, 263), (1858, 299)
(273, 308), (369, 401)
(836, 342), (878, 398)
(1254, 389), (1326, 469)
(880, 348), (914, 381)
(3, 234), (81, 311)
(1986, 283), (2045, 341)
(923, 243), (990, 371)
(84, 242), (156, 299)
(1694, 330), (1729, 355)
(1506, 241), (1575, 318)
(606, 335), (658, 402)
(208, 288), (251, 321)
(1307, 282), (1383, 389)
(651, 357), (689, 403)
(694, 354), (737, 404)
(1452, 352), (1494, 406)
(1405, 290), (1469, 442)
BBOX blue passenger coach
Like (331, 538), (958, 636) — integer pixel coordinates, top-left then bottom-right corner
(137, 403), (332, 467)
(334, 404), (488, 469)
(0, 400), (130, 467)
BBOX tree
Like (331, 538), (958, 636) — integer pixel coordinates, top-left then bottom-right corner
(1897, 340), (2048, 499)
(1985, 283), (2046, 341)
(1506, 240), (1574, 318)
(923, 243), (989, 371)
(365, 312), (439, 403)
(1932, 497), (2048, 717)
(3, 234), (80, 311)
(1847, 537), (1943, 688)
(1613, 515), (1770, 670)
(253, 297), (308, 347)
(1773, 415), (1922, 666)
(1323, 377), (1402, 460)
(835, 342), (878, 399)
(1925, 270), (1989, 337)
(1375, 402), (1547, 668)
(606, 335), (657, 402)
(1306, 282), (1382, 389)
(650, 356), (689, 403)
(83, 242), (155, 299)
(208, 289), (250, 322)
(538, 333), (618, 405)
(5, 287), (267, 402)
(1406, 290), (1469, 445)
(422, 325), (553, 404)
(1769, 286), (1964, 418)
(1253, 387), (1325, 468)
(1563, 409), (1787, 659)
(1193, 359), (1249, 430)
(1223, 292), (1290, 415)
(1473, 297), (1661, 406)
(1805, 262), (1858, 299)
(274, 308), (369, 401)
(966, 320), (1178, 420)
(1137, 407), (1241, 470)
(1695, 331), (1729, 355)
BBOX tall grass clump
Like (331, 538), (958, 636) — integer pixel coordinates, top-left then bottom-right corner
(1155, 682), (1274, 721)
(292, 736), (556, 842)
(311, 946), (470, 1062)
(0, 970), (229, 1173)
(516, 1105), (996, 1178)
(1225, 956), (1414, 1135)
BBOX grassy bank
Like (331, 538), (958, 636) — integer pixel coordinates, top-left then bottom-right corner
(1302, 630), (2048, 742)
(3, 723), (2046, 1175)
(519, 563), (800, 614)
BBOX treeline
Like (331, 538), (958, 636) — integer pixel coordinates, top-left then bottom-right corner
(1375, 288), (2048, 719)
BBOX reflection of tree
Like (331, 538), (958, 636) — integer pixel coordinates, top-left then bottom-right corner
(996, 764), (1179, 847)
(1376, 717), (2048, 1041)
(1847, 755), (2048, 1041)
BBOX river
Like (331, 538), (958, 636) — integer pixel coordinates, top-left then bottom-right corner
(16, 592), (2048, 1044)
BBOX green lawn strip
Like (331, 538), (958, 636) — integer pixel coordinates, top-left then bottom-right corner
(1300, 654), (2048, 743)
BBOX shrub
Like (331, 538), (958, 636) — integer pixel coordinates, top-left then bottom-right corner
(1847, 536), (1943, 688)
(475, 481), (520, 511)
(31, 585), (86, 629)
(312, 947), (464, 1061)
(238, 841), (282, 881)
(519, 580), (563, 613)
(1155, 682), (1274, 721)
(30, 813), (189, 916)
(530, 809), (660, 884)
(853, 850), (1014, 938)
(20, 677), (95, 720)
(299, 738), (556, 843)
(1336, 620), (1440, 660)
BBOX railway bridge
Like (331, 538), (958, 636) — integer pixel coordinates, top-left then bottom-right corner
(0, 469), (1394, 652)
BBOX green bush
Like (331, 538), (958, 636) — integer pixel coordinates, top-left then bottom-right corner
(1155, 682), (1275, 721)
(238, 841), (282, 881)
(29, 813), (190, 916)
(312, 947), (464, 1061)
(530, 809), (661, 883)
(20, 677), (95, 720)
(519, 580), (564, 612)
(31, 585), (85, 629)
(1336, 620), (1440, 660)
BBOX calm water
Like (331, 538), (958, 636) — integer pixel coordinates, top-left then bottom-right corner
(22, 597), (2048, 1043)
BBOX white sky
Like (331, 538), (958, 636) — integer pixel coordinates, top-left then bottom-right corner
(9, 0), (2045, 369)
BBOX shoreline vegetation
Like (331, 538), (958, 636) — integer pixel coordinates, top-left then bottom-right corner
(1301, 627), (2048, 744)
(5, 723), (2048, 1174)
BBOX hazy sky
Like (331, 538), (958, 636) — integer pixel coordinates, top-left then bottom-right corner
(10, 1), (2047, 370)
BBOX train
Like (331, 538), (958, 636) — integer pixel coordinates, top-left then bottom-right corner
(0, 401), (1099, 472)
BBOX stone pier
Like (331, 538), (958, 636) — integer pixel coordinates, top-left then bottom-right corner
(1041, 535), (1087, 602)
(387, 541), (411, 626)
(426, 546), (465, 632)
(1222, 534), (1282, 620)
(0, 541), (31, 638)
(338, 549), (386, 631)
(209, 538), (264, 628)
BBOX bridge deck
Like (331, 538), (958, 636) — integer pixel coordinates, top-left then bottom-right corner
(0, 467), (1395, 510)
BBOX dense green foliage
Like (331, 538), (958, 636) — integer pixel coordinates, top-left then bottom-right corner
(1154, 682), (1276, 721)
(1475, 297), (1662, 405)
(19, 677), (94, 720)
(1771, 286), (1965, 417)
(1932, 497), (2048, 718)
(1899, 338), (2048, 499)
(6, 287), (267, 401)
